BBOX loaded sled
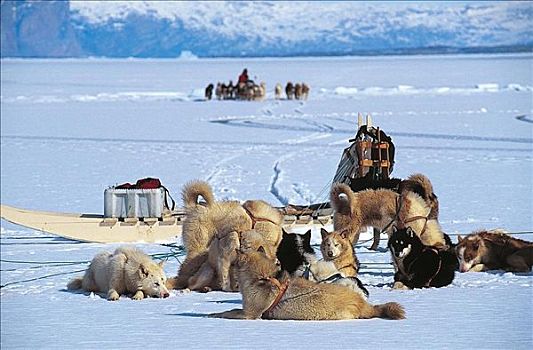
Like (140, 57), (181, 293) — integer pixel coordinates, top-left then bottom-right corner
(0, 114), (395, 243)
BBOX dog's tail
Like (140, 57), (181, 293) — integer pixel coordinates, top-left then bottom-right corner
(405, 174), (435, 200)
(371, 302), (406, 320)
(67, 276), (83, 290)
(330, 183), (356, 216)
(182, 180), (215, 208)
(400, 173), (439, 219)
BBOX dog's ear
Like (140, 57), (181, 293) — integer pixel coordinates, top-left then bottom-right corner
(320, 228), (329, 240)
(406, 227), (414, 237)
(138, 264), (149, 278)
(303, 229), (311, 242)
(340, 229), (349, 240)
(392, 225), (397, 233)
(457, 235), (463, 243)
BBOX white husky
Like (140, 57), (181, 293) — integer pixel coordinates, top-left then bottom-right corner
(67, 246), (170, 301)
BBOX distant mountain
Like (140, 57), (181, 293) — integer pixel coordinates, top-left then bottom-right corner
(1, 1), (532, 58)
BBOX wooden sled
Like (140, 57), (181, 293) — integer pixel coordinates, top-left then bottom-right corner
(0, 204), (333, 243)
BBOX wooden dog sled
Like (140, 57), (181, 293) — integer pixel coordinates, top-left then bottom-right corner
(0, 204), (333, 243)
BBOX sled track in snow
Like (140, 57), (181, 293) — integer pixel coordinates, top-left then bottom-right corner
(515, 115), (533, 124)
(269, 161), (289, 206)
(211, 119), (533, 144)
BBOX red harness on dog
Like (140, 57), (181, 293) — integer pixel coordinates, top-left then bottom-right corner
(261, 277), (290, 318)
(243, 206), (279, 228)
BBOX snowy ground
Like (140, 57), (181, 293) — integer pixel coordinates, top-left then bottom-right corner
(1, 54), (532, 349)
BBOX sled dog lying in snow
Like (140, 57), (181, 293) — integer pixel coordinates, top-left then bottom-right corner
(330, 181), (446, 248)
(276, 229), (317, 276)
(388, 227), (457, 289)
(166, 180), (283, 291)
(348, 173), (440, 250)
(320, 228), (359, 277)
(208, 250), (405, 320)
(456, 229), (533, 273)
(67, 246), (169, 300)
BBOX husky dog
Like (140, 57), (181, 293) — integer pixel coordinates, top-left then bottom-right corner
(456, 230), (533, 273)
(67, 247), (169, 301)
(330, 183), (446, 248)
(209, 250), (405, 320)
(215, 82), (222, 100)
(301, 83), (310, 100)
(256, 82), (266, 101)
(285, 82), (295, 100)
(178, 228), (277, 293)
(205, 83), (214, 100)
(388, 227), (457, 289)
(208, 224), (277, 292)
(303, 260), (369, 300)
(274, 83), (283, 100)
(180, 180), (282, 259)
(276, 229), (316, 276)
(348, 173), (440, 249)
(167, 180), (283, 291)
(294, 83), (302, 100)
(320, 228), (359, 277)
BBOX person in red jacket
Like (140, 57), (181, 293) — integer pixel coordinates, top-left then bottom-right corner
(238, 68), (249, 84)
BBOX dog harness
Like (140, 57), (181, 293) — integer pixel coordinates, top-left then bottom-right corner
(261, 277), (290, 319)
(403, 215), (429, 237)
(423, 247), (442, 287)
(381, 195), (431, 236)
(243, 206), (279, 229)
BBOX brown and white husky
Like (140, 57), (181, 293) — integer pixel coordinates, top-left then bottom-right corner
(320, 228), (359, 277)
(330, 183), (446, 248)
(456, 229), (533, 273)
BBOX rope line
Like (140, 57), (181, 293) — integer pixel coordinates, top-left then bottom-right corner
(0, 244), (186, 288)
(0, 269), (87, 289)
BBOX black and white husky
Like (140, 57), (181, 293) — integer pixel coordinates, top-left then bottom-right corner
(276, 229), (316, 276)
(388, 227), (457, 289)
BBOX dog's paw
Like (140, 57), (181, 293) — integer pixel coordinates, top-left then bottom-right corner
(107, 290), (120, 301)
(392, 281), (409, 290)
(132, 291), (145, 300)
(469, 264), (486, 272)
(179, 288), (191, 294)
